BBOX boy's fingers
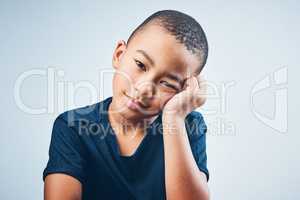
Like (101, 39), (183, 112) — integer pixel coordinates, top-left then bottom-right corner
(184, 76), (198, 90)
(183, 75), (207, 93)
(196, 74), (206, 85)
(195, 75), (207, 97)
(194, 75), (206, 90)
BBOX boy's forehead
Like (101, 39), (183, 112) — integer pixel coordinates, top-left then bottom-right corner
(127, 24), (200, 77)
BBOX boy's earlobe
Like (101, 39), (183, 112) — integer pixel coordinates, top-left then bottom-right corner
(112, 40), (127, 69)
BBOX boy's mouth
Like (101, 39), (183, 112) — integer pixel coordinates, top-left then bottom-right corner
(123, 91), (149, 109)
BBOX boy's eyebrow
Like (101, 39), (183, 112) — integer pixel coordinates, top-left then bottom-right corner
(136, 50), (155, 66)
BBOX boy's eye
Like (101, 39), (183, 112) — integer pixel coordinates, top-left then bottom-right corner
(160, 80), (179, 91)
(134, 59), (146, 71)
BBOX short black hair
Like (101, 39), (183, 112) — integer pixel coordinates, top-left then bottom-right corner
(127, 10), (208, 74)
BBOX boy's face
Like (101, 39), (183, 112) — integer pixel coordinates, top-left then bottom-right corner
(112, 24), (201, 121)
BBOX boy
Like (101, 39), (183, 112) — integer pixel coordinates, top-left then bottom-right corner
(43, 10), (209, 200)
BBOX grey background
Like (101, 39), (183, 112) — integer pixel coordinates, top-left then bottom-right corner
(0, 0), (299, 199)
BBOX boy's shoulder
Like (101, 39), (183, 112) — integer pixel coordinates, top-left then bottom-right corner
(55, 97), (112, 125)
(185, 110), (205, 124)
(185, 111), (207, 140)
(55, 98), (111, 127)
(57, 103), (99, 123)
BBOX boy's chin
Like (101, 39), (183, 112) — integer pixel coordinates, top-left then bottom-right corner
(116, 102), (160, 122)
(121, 106), (160, 120)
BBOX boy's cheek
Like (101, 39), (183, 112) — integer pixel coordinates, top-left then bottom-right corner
(113, 70), (137, 92)
(120, 67), (140, 85)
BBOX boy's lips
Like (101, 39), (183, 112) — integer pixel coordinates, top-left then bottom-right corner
(126, 99), (144, 111)
(123, 91), (149, 109)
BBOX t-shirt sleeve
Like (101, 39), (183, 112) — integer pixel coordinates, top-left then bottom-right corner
(186, 112), (209, 182)
(43, 115), (87, 184)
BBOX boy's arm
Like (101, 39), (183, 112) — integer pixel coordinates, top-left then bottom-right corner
(43, 115), (87, 200)
(162, 76), (209, 200)
(162, 115), (209, 200)
(44, 174), (82, 200)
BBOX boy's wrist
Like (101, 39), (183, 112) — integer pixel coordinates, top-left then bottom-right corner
(162, 111), (187, 122)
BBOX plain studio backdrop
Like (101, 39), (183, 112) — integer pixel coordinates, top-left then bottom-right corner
(0, 0), (298, 199)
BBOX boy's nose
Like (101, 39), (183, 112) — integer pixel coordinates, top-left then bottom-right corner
(134, 81), (156, 101)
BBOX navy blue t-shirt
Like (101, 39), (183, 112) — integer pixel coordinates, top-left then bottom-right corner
(43, 96), (209, 200)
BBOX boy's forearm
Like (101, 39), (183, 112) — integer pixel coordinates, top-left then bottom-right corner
(162, 114), (210, 200)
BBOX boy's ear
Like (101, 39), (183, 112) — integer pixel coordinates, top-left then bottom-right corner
(112, 40), (127, 70)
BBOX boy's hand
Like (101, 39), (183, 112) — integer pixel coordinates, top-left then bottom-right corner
(163, 75), (207, 118)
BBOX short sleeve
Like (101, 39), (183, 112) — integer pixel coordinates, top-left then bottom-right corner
(43, 115), (87, 184)
(186, 112), (209, 181)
